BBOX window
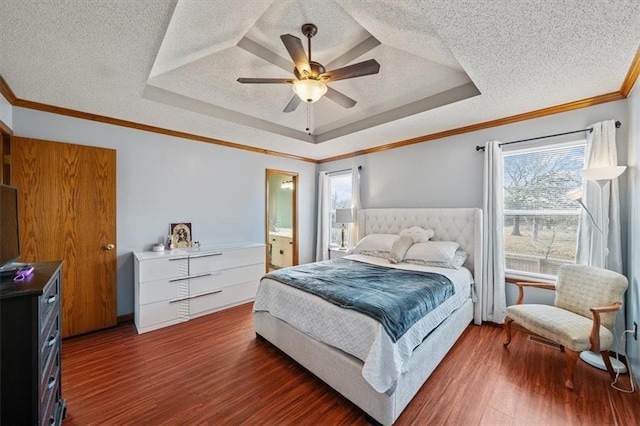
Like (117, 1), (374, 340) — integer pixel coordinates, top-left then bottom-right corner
(503, 141), (586, 278)
(328, 172), (352, 247)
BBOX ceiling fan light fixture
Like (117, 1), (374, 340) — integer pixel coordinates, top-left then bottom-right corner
(293, 79), (327, 103)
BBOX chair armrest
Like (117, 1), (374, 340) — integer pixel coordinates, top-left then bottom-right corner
(591, 303), (622, 314)
(589, 302), (622, 352)
(505, 277), (556, 304)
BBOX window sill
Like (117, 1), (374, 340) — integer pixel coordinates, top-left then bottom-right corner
(505, 271), (555, 285)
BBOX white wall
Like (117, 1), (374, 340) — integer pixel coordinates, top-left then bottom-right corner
(626, 85), (640, 384)
(321, 99), (629, 308)
(12, 107), (317, 315)
(0, 92), (12, 129)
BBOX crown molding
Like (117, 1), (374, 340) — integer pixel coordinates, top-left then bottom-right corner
(2, 49), (637, 165)
(9, 97), (317, 163)
(620, 45), (640, 97)
(318, 91), (625, 163)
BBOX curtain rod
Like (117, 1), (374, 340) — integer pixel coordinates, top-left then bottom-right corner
(475, 120), (621, 152)
(326, 165), (361, 175)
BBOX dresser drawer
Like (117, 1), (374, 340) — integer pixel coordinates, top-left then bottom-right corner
(190, 280), (260, 316)
(40, 363), (60, 426)
(190, 263), (263, 295)
(139, 299), (188, 327)
(138, 277), (190, 305)
(40, 315), (60, 374)
(137, 256), (189, 282)
(190, 246), (263, 274)
(39, 277), (59, 334)
(40, 343), (59, 406)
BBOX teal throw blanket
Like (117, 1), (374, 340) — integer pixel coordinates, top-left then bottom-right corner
(264, 258), (454, 342)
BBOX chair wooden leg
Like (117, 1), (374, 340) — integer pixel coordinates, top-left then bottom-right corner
(564, 349), (579, 390)
(600, 351), (616, 379)
(503, 317), (513, 347)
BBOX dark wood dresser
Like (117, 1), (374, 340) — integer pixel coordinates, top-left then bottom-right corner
(1, 261), (66, 425)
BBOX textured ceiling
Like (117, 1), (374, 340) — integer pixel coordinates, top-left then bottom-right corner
(0, 0), (639, 160)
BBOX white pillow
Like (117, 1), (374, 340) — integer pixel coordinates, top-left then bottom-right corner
(351, 234), (400, 258)
(389, 236), (414, 264)
(404, 250), (469, 269)
(399, 226), (434, 243)
(403, 241), (460, 263)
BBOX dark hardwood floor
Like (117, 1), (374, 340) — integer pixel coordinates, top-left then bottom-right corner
(61, 303), (639, 425)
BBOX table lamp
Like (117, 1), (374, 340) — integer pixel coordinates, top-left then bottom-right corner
(335, 208), (353, 250)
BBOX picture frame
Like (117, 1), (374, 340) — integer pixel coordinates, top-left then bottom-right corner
(170, 222), (192, 248)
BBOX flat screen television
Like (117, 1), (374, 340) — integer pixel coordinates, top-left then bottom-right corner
(0, 184), (20, 270)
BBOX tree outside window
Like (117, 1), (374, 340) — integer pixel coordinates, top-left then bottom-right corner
(503, 142), (586, 277)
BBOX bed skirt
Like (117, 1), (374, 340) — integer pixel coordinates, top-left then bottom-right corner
(253, 298), (474, 425)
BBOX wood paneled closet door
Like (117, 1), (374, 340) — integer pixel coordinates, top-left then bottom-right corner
(12, 137), (117, 337)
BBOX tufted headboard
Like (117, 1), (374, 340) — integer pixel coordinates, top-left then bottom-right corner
(357, 208), (483, 324)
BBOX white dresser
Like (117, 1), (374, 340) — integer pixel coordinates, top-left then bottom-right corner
(133, 242), (265, 334)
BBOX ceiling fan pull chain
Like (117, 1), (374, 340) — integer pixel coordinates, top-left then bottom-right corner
(306, 103), (311, 135)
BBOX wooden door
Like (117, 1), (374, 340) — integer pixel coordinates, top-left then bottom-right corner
(12, 137), (117, 337)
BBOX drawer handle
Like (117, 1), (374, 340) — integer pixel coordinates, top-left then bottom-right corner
(47, 333), (58, 347)
(45, 295), (57, 305)
(169, 256), (189, 261)
(190, 252), (223, 259)
(169, 272), (212, 283)
(190, 289), (223, 300)
(47, 376), (56, 390)
(168, 289), (222, 303)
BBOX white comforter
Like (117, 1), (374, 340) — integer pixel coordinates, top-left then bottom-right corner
(252, 254), (473, 393)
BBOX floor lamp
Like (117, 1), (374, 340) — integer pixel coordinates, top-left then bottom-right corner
(577, 165), (627, 373)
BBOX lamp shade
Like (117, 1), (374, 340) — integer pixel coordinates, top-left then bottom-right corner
(566, 188), (583, 201)
(335, 208), (353, 224)
(581, 166), (626, 181)
(293, 79), (327, 103)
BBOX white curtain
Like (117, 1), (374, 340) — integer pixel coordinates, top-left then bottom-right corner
(576, 120), (624, 354)
(315, 171), (330, 261)
(577, 120), (623, 273)
(348, 166), (361, 249)
(482, 141), (507, 323)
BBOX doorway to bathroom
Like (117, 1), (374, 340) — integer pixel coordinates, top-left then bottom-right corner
(265, 169), (298, 272)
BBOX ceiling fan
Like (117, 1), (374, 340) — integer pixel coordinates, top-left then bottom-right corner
(237, 23), (380, 113)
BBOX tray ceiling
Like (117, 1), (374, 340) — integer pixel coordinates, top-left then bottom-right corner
(144, 1), (479, 143)
(1, 1), (639, 160)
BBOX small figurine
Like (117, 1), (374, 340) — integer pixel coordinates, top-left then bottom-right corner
(166, 235), (175, 250)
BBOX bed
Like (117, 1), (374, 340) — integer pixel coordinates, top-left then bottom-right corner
(253, 208), (483, 425)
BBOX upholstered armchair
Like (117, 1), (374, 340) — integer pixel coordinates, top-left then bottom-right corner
(503, 264), (628, 390)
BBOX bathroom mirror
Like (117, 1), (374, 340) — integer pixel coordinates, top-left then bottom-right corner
(265, 169), (298, 272)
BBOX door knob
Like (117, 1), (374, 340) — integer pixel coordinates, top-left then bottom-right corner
(104, 243), (115, 251)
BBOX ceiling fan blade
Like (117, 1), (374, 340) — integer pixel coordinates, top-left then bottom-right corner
(237, 78), (294, 84)
(326, 36), (381, 70)
(283, 95), (302, 113)
(280, 34), (310, 74)
(237, 37), (292, 73)
(324, 87), (357, 109)
(320, 59), (380, 82)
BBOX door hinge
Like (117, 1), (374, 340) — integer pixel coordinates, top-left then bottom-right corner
(3, 154), (9, 165)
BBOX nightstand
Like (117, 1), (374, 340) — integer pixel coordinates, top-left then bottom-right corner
(329, 248), (349, 259)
